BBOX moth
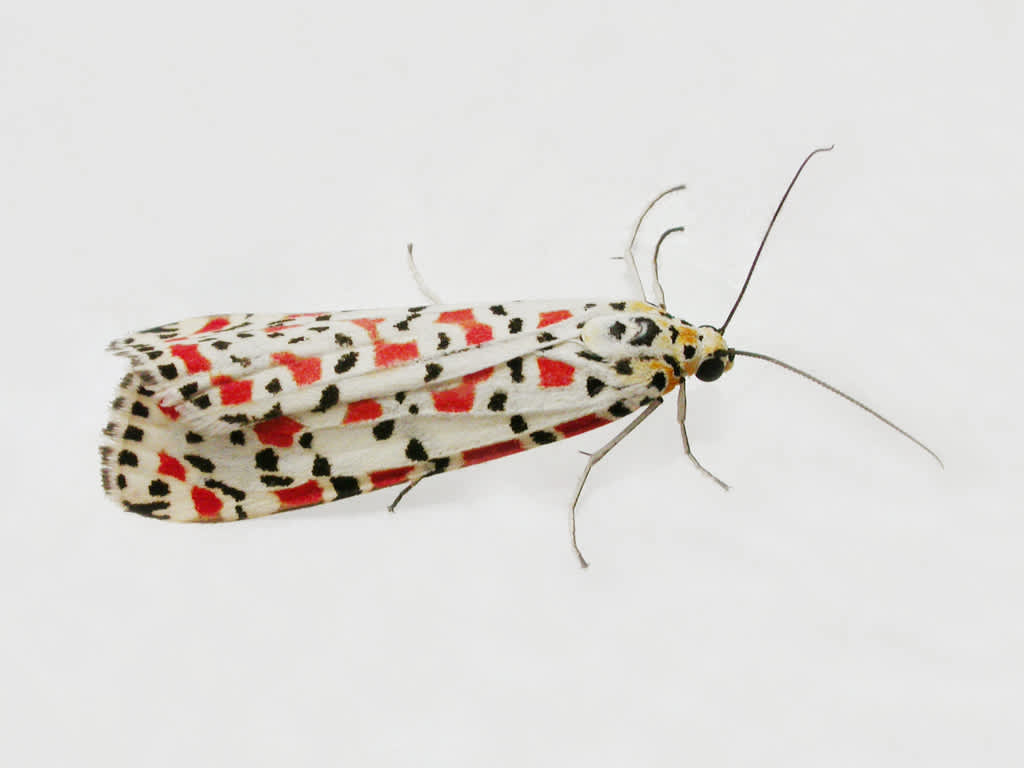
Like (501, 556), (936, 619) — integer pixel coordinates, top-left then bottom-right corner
(100, 148), (939, 565)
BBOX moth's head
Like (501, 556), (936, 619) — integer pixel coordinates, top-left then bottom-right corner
(693, 326), (734, 382)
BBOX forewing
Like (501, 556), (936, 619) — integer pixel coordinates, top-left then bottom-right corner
(109, 302), (607, 434)
(102, 326), (675, 521)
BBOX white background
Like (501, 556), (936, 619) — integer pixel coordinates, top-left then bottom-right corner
(2, 1), (1021, 765)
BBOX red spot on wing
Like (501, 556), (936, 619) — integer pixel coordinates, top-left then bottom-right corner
(271, 352), (321, 385)
(537, 357), (575, 387)
(347, 318), (420, 368)
(431, 367), (494, 413)
(436, 309), (494, 345)
(211, 375), (253, 405)
(343, 399), (383, 423)
(555, 414), (611, 438)
(465, 325), (493, 345)
(170, 344), (212, 374)
(196, 317), (230, 334)
(375, 341), (419, 368)
(538, 309), (572, 328)
(274, 480), (324, 509)
(370, 466), (414, 488)
(157, 452), (186, 481)
(350, 317), (385, 340)
(463, 440), (524, 466)
(253, 415), (304, 447)
(157, 403), (181, 421)
(263, 324), (301, 333)
(436, 309), (473, 324)
(191, 486), (223, 519)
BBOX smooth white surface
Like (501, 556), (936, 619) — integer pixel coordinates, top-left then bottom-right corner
(2, 2), (1021, 765)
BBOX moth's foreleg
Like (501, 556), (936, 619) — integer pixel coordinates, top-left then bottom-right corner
(570, 398), (664, 568)
(677, 378), (730, 491)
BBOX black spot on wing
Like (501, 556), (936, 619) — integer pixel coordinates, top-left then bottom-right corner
(255, 448), (278, 472)
(125, 501), (171, 517)
(508, 358), (524, 383)
(331, 476), (361, 499)
(335, 352), (358, 374)
(260, 475), (293, 487)
(406, 439), (429, 461)
(185, 454), (215, 473)
(312, 384), (340, 413)
(205, 479), (245, 501)
(148, 480), (170, 496)
(609, 401), (632, 418)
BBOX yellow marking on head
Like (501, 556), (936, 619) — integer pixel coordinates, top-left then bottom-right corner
(676, 326), (698, 346)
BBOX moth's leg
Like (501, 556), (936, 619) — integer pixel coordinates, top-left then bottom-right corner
(677, 378), (730, 491)
(616, 184), (688, 302)
(405, 243), (443, 305)
(387, 475), (424, 513)
(570, 398), (663, 568)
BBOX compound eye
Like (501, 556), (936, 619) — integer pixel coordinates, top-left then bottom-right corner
(696, 357), (725, 382)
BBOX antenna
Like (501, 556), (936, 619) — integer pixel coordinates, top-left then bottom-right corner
(731, 349), (943, 467)
(719, 146), (834, 333)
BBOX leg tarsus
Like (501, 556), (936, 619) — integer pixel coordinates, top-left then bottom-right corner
(677, 380), (730, 491)
(387, 476), (423, 513)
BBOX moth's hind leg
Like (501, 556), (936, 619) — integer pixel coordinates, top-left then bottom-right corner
(387, 475), (423, 513)
(569, 398), (663, 568)
(405, 243), (443, 305)
(387, 464), (445, 513)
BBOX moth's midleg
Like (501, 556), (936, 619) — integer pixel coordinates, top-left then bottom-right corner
(677, 378), (730, 491)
